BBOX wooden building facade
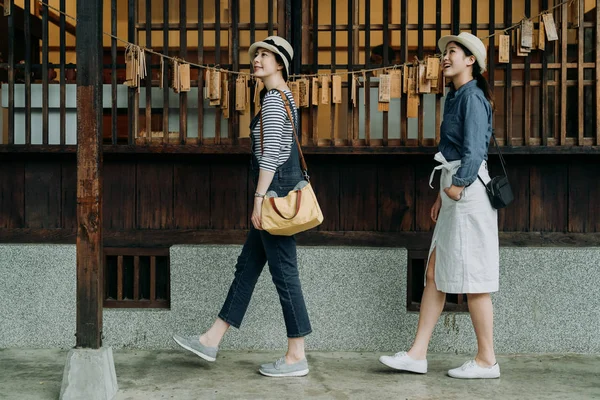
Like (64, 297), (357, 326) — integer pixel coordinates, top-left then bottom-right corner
(1, 0), (599, 250)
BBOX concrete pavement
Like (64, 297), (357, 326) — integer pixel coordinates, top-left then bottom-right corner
(0, 349), (598, 399)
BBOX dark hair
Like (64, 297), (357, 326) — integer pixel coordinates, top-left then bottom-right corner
(274, 53), (288, 82)
(453, 42), (495, 112)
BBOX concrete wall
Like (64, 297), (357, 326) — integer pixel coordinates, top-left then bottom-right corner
(1, 244), (599, 353)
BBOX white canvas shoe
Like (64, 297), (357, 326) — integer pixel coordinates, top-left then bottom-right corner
(448, 360), (500, 379)
(379, 352), (428, 374)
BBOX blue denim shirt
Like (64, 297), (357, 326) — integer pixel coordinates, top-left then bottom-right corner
(438, 79), (492, 187)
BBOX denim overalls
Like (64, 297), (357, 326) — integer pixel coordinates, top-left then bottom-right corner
(218, 91), (312, 338)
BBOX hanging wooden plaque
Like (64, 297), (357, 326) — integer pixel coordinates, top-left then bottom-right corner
(254, 79), (264, 111)
(499, 34), (511, 63)
(290, 81), (300, 106)
(209, 69), (221, 100)
(312, 77), (320, 106)
(407, 81), (419, 119)
(179, 63), (191, 92)
(418, 64), (431, 94)
(571, 0), (580, 29)
(521, 19), (533, 49)
(332, 75), (343, 104)
(298, 79), (310, 108)
(516, 29), (531, 56)
(321, 76), (330, 104)
(378, 74), (391, 103)
(538, 20), (546, 51)
(390, 70), (402, 98)
(222, 79), (230, 118)
(542, 12), (559, 41)
(426, 57), (440, 80)
(205, 69), (211, 99)
(235, 76), (247, 111)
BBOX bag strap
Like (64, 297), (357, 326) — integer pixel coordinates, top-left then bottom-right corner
(259, 89), (310, 180)
(269, 189), (303, 219)
(477, 132), (509, 189)
(491, 132), (509, 178)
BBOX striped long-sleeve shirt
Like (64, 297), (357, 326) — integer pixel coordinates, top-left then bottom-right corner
(252, 89), (298, 173)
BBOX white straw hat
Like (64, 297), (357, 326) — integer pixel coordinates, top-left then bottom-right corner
(438, 32), (487, 72)
(248, 36), (294, 79)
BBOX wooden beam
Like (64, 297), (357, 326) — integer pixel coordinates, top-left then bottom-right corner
(3, 144), (600, 155)
(597, 0), (600, 145)
(75, 0), (103, 349)
(179, 0), (188, 144)
(560, 2), (568, 145)
(7, 0), (14, 145)
(127, 0), (138, 145)
(2, 229), (600, 248)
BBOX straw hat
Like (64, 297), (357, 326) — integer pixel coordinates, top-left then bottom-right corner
(438, 32), (487, 72)
(248, 36), (294, 79)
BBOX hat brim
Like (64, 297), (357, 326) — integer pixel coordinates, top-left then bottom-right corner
(438, 35), (487, 72)
(248, 41), (290, 78)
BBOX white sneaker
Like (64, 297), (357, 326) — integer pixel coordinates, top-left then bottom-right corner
(448, 360), (500, 379)
(379, 352), (427, 374)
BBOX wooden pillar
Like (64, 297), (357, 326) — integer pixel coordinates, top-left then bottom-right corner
(451, 0), (460, 35)
(75, 0), (103, 349)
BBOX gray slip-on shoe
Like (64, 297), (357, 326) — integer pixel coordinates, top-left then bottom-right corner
(173, 334), (218, 362)
(259, 356), (309, 377)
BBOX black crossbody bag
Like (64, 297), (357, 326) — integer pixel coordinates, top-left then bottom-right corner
(478, 134), (514, 209)
(452, 133), (514, 209)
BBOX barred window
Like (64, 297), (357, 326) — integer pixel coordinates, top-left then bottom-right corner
(104, 248), (170, 309)
(407, 250), (468, 312)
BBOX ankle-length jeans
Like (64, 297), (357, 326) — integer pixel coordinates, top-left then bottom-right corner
(218, 226), (312, 338)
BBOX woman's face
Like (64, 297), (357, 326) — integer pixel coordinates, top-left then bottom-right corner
(442, 42), (475, 79)
(252, 48), (283, 79)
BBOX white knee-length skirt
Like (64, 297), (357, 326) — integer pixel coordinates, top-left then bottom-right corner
(426, 152), (499, 294)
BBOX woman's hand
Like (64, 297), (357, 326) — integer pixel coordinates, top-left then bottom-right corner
(444, 184), (464, 201)
(430, 194), (442, 223)
(251, 197), (264, 230)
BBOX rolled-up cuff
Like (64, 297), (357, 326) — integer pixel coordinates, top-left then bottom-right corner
(452, 174), (475, 187)
(258, 161), (277, 173)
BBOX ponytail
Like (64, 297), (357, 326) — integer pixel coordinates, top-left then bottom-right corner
(472, 62), (496, 112)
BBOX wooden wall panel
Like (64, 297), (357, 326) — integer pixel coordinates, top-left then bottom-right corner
(103, 161), (136, 230)
(0, 162), (25, 228)
(136, 162), (174, 229)
(61, 162), (77, 229)
(378, 163), (414, 232)
(210, 163), (248, 230)
(24, 162), (61, 228)
(415, 161), (438, 232)
(568, 162), (600, 233)
(310, 157), (340, 231)
(1, 155), (598, 246)
(530, 164), (568, 232)
(339, 161), (377, 231)
(173, 163), (211, 229)
(492, 159), (530, 232)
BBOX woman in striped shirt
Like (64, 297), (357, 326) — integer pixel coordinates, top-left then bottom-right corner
(173, 36), (312, 378)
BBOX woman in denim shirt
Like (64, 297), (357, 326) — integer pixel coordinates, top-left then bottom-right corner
(380, 32), (500, 379)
